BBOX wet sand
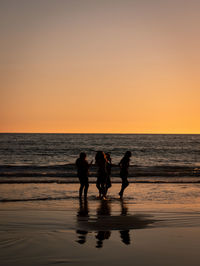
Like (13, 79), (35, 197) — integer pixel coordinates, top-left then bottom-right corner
(0, 183), (200, 266)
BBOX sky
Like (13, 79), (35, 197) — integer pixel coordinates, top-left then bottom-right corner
(0, 0), (200, 133)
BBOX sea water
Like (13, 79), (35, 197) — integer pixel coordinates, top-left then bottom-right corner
(0, 133), (199, 183)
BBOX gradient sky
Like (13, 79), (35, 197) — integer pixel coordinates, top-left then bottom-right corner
(0, 0), (200, 133)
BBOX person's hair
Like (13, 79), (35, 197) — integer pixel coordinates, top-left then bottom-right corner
(95, 151), (107, 163)
(105, 152), (111, 161)
(125, 151), (132, 158)
(80, 152), (86, 160)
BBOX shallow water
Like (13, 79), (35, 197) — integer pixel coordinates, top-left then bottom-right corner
(0, 183), (200, 205)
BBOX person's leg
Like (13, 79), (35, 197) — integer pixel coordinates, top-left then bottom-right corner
(101, 183), (106, 198)
(119, 178), (129, 198)
(84, 183), (89, 198)
(105, 176), (111, 195)
(107, 177), (111, 188)
(124, 178), (129, 189)
(119, 184), (124, 198)
(96, 179), (102, 198)
(79, 183), (84, 198)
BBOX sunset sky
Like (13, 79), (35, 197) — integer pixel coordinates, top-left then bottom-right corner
(0, 0), (200, 133)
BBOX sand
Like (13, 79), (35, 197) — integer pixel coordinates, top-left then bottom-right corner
(0, 183), (200, 266)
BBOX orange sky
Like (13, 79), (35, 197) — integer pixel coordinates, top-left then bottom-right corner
(0, 0), (200, 133)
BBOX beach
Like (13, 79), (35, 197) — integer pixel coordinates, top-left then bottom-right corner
(0, 183), (200, 266)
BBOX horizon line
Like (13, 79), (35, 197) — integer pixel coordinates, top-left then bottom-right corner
(0, 132), (199, 135)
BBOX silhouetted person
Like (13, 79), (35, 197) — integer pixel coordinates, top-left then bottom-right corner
(105, 152), (112, 195)
(95, 199), (111, 248)
(120, 199), (130, 245)
(76, 198), (89, 245)
(95, 151), (108, 199)
(119, 151), (132, 199)
(76, 152), (92, 198)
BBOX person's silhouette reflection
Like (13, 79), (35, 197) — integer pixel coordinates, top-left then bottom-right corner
(120, 230), (130, 245)
(76, 198), (89, 245)
(119, 199), (131, 245)
(95, 199), (111, 248)
(96, 231), (111, 248)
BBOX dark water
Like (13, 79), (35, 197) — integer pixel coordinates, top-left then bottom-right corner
(0, 133), (200, 183)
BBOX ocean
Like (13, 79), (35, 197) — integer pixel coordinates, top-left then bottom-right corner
(0, 133), (200, 184)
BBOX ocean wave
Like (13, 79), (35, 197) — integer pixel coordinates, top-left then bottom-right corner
(0, 164), (199, 179)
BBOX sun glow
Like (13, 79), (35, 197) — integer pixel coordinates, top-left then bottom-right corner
(0, 0), (200, 133)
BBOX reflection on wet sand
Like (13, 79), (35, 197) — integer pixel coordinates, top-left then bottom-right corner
(95, 199), (111, 248)
(119, 200), (130, 245)
(76, 199), (89, 245)
(76, 198), (155, 248)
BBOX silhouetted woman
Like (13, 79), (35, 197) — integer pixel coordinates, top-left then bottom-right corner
(76, 152), (92, 198)
(119, 151), (132, 198)
(95, 151), (108, 199)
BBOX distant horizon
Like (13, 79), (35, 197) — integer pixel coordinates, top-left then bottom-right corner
(0, 132), (199, 135)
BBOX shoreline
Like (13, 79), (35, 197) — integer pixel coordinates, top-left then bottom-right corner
(0, 177), (200, 184)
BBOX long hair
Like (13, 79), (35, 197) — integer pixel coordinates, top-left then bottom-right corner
(95, 151), (107, 165)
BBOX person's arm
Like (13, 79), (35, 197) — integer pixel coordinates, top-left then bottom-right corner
(87, 160), (93, 169)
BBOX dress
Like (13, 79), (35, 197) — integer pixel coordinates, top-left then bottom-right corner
(96, 160), (108, 192)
